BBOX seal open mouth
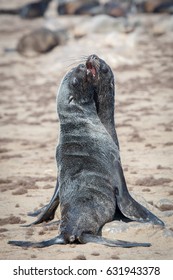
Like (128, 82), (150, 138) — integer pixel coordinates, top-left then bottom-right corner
(86, 62), (97, 78)
(86, 54), (100, 80)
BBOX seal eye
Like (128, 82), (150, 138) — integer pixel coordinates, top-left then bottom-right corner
(72, 77), (79, 87)
(101, 65), (108, 74)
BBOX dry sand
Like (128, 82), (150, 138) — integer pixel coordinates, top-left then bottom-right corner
(0, 0), (173, 260)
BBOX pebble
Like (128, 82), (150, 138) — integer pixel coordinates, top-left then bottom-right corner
(162, 229), (173, 238)
(162, 210), (173, 217)
(156, 199), (173, 211)
(103, 220), (152, 234)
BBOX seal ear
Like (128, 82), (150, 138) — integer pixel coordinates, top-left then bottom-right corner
(69, 95), (74, 103)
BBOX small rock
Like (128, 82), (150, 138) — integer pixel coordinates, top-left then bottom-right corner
(162, 210), (173, 217)
(103, 220), (151, 234)
(163, 229), (173, 238)
(91, 252), (100, 256)
(31, 254), (37, 259)
(156, 199), (173, 211)
(73, 255), (86, 260)
(111, 254), (120, 259)
(12, 188), (28, 195)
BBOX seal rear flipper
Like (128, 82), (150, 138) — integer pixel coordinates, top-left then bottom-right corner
(79, 233), (151, 248)
(114, 161), (164, 226)
(8, 234), (66, 248)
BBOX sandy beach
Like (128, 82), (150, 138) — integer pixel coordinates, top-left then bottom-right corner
(0, 0), (173, 260)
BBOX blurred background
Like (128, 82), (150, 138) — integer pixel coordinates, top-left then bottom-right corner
(0, 0), (173, 260)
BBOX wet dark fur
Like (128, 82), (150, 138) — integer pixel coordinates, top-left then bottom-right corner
(8, 64), (151, 248)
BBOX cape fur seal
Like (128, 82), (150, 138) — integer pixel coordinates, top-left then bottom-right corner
(86, 54), (164, 226)
(0, 0), (52, 19)
(8, 64), (150, 248)
(57, 0), (100, 15)
(27, 54), (164, 228)
(16, 28), (68, 57)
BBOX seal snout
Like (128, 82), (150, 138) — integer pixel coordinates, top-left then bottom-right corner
(86, 54), (99, 79)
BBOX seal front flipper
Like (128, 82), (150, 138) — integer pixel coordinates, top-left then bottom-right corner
(114, 161), (164, 226)
(22, 193), (60, 227)
(27, 193), (59, 220)
(79, 234), (151, 248)
(27, 205), (48, 217)
(27, 179), (59, 224)
(8, 234), (65, 248)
